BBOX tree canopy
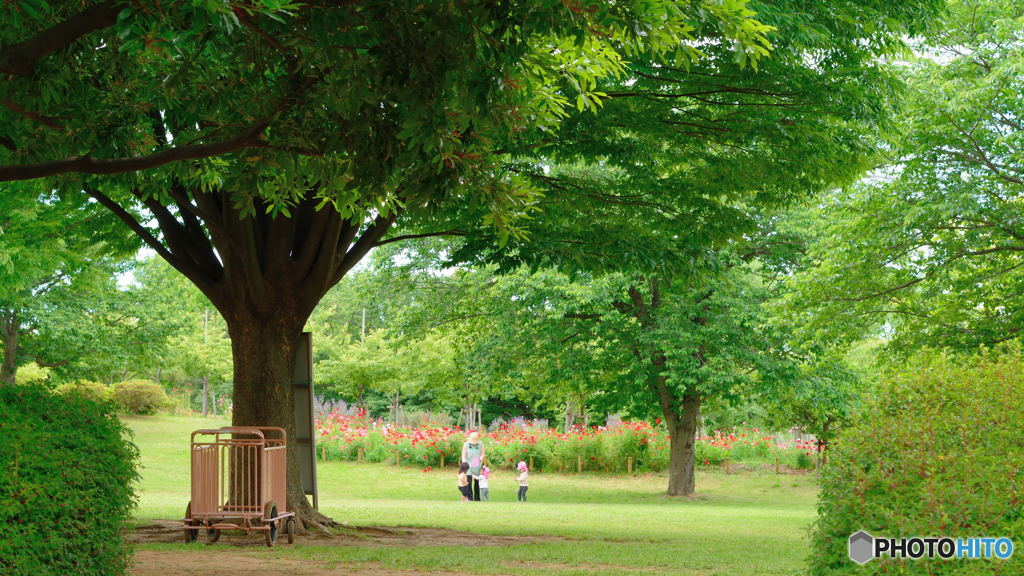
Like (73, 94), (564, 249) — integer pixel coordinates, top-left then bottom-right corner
(782, 0), (1024, 354)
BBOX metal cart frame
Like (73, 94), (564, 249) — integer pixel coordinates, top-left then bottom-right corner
(183, 426), (296, 546)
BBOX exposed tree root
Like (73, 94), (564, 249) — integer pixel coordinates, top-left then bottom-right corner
(291, 498), (339, 533)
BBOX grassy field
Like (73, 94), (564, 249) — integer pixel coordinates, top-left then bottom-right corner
(127, 415), (819, 576)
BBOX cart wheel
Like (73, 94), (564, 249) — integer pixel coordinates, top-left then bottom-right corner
(183, 502), (197, 544)
(285, 518), (296, 544)
(263, 502), (278, 548)
(206, 525), (221, 544)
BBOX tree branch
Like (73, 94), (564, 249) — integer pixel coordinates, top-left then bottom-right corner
(294, 205), (338, 282)
(564, 313), (603, 321)
(830, 276), (927, 302)
(374, 230), (465, 247)
(0, 1), (122, 77)
(336, 211), (399, 282)
(83, 187), (173, 263)
(0, 121), (268, 182)
(1, 99), (67, 131)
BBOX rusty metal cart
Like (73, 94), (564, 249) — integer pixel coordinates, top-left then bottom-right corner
(183, 426), (296, 547)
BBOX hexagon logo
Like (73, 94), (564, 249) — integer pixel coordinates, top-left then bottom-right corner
(849, 530), (875, 565)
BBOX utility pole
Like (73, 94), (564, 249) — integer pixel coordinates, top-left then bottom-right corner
(202, 308), (210, 417)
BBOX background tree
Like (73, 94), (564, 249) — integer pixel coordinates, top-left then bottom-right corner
(318, 331), (398, 413)
(493, 260), (790, 496)
(761, 356), (865, 461)
(438, 1), (944, 494)
(132, 257), (233, 414)
(365, 242), (794, 495)
(26, 263), (182, 383)
(782, 0), (1024, 353)
(0, 184), (138, 384)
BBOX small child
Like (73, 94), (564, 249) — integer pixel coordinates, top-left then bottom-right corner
(457, 462), (471, 502)
(516, 461), (529, 502)
(474, 466), (491, 501)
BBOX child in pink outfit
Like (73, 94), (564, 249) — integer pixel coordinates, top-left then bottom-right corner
(474, 466), (491, 501)
(516, 461), (529, 502)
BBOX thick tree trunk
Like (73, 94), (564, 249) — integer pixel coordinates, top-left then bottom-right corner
(227, 314), (335, 532)
(86, 186), (397, 532)
(665, 393), (701, 497)
(1, 309), (18, 386)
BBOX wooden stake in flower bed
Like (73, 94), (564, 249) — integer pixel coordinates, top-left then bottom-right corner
(578, 455), (583, 473)
(440, 453), (445, 468)
(627, 457), (634, 474)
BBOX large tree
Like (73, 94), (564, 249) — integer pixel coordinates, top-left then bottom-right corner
(0, 1), (780, 527)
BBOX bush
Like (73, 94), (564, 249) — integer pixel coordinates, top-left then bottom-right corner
(793, 451), (815, 470)
(695, 442), (728, 466)
(13, 364), (49, 386)
(111, 379), (171, 415)
(56, 380), (111, 403)
(811, 345), (1024, 575)
(0, 385), (139, 576)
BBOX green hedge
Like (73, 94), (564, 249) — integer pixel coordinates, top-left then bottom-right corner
(810, 345), (1024, 575)
(0, 385), (139, 576)
(112, 379), (170, 415)
(56, 380), (111, 403)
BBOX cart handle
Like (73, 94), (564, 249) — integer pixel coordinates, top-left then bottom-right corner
(191, 426), (288, 444)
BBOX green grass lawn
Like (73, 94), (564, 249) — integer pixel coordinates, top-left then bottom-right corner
(126, 415), (819, 576)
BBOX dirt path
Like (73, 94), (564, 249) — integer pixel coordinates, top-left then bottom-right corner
(129, 521), (566, 576)
(130, 519), (562, 547)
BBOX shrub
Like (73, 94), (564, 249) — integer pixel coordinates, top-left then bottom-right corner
(13, 363), (49, 386)
(793, 451), (815, 470)
(810, 345), (1024, 575)
(695, 442), (728, 466)
(111, 379), (171, 415)
(0, 385), (139, 576)
(56, 380), (111, 403)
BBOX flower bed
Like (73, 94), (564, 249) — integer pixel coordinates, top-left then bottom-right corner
(316, 410), (818, 472)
